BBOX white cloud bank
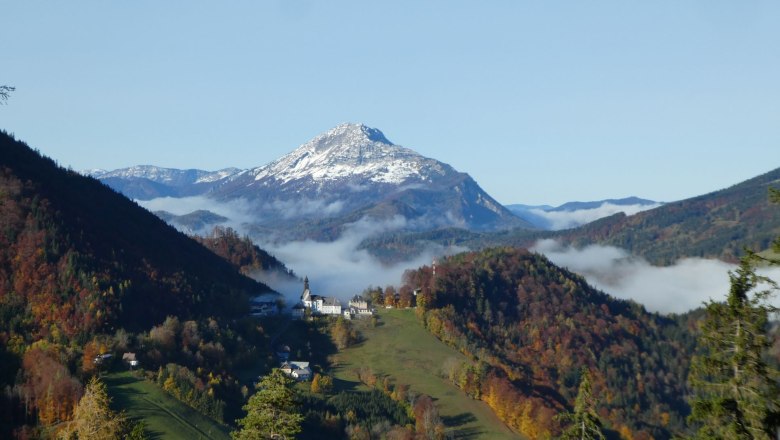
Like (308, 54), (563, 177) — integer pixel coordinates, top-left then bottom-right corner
(528, 202), (663, 230)
(531, 239), (780, 314)
(255, 216), (466, 306)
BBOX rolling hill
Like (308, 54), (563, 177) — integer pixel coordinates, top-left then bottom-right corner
(556, 167), (780, 264)
(403, 247), (697, 439)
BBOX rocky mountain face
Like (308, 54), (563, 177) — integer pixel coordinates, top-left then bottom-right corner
(91, 124), (531, 239)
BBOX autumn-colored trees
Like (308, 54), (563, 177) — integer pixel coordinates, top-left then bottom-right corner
(331, 317), (358, 350)
(0, 133), (275, 436)
(401, 247), (694, 438)
(21, 348), (82, 428)
(65, 377), (126, 440)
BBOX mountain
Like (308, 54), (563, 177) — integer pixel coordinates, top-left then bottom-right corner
(556, 168), (780, 264)
(365, 168), (780, 264)
(0, 131), (273, 337)
(402, 247), (696, 439)
(506, 197), (661, 230)
(87, 165), (240, 200)
(92, 123), (532, 240)
(212, 123), (529, 232)
(0, 131), (279, 436)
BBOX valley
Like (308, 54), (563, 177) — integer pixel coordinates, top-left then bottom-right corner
(1, 127), (779, 440)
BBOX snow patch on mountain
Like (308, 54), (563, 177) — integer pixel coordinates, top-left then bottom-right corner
(87, 165), (241, 185)
(248, 123), (450, 185)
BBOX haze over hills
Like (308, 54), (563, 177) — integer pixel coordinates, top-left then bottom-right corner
(90, 123), (532, 240)
(506, 197), (662, 230)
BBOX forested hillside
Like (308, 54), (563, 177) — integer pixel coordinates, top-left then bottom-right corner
(193, 226), (297, 281)
(0, 131), (274, 437)
(402, 247), (698, 439)
(555, 167), (780, 264)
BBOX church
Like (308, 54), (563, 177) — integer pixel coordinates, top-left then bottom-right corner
(300, 277), (342, 315)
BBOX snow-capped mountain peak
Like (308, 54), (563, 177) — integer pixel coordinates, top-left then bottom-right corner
(248, 123), (449, 185)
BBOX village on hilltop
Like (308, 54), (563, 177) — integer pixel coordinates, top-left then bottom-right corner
(293, 277), (375, 320)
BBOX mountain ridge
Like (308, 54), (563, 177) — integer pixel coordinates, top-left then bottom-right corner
(91, 123), (532, 237)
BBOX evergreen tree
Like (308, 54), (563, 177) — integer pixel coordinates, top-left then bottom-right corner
(558, 368), (606, 440)
(233, 369), (303, 440)
(688, 256), (779, 439)
(66, 377), (126, 440)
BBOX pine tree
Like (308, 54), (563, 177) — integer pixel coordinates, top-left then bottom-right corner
(233, 369), (303, 440)
(68, 377), (126, 440)
(688, 256), (780, 439)
(558, 368), (606, 440)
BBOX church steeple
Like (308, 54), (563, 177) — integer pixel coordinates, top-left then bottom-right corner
(301, 276), (311, 303)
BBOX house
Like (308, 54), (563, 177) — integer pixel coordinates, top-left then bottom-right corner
(250, 300), (277, 317)
(349, 295), (368, 310)
(300, 277), (342, 316)
(279, 361), (312, 381)
(122, 352), (139, 368)
(93, 353), (112, 365)
(320, 297), (342, 315)
(346, 295), (373, 317)
(291, 303), (305, 319)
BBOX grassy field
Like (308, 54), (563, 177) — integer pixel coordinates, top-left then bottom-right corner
(104, 371), (231, 440)
(330, 309), (523, 440)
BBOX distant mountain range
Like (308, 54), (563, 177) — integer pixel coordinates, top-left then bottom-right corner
(506, 197), (662, 230)
(89, 123), (532, 240)
(363, 167), (780, 264)
(86, 123), (780, 267)
(88, 166), (239, 200)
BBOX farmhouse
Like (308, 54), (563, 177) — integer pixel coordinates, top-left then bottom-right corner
(280, 361), (312, 381)
(347, 295), (373, 317)
(250, 298), (278, 317)
(348, 295), (368, 310)
(122, 352), (139, 368)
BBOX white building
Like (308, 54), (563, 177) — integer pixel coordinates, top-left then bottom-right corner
(300, 277), (342, 316)
(280, 361), (312, 381)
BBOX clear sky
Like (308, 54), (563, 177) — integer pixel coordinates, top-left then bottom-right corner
(2, 1), (779, 205)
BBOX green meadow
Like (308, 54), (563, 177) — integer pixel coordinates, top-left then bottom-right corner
(329, 308), (522, 440)
(104, 371), (231, 440)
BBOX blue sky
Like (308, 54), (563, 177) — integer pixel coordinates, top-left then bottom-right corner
(2, 1), (779, 205)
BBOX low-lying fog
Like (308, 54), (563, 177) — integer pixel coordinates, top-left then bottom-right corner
(139, 196), (780, 315)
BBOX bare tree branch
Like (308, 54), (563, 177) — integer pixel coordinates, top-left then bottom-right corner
(0, 85), (15, 103)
